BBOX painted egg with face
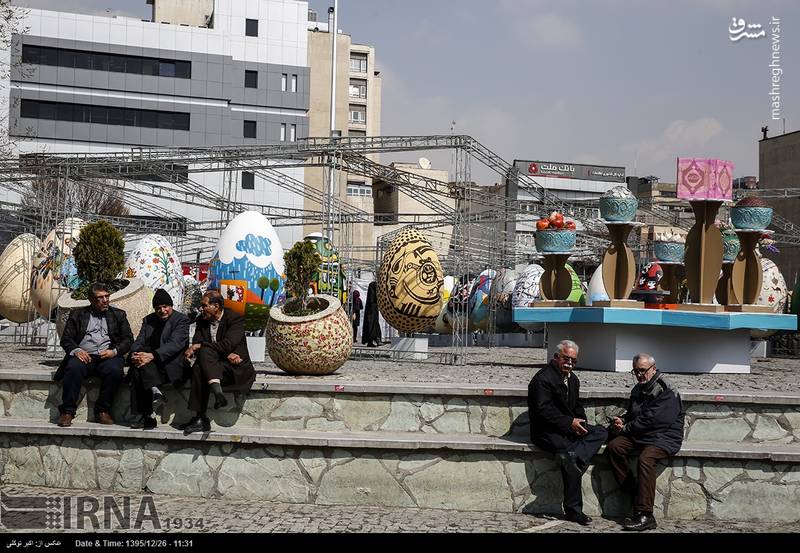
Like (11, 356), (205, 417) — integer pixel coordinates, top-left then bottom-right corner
(751, 257), (788, 339)
(512, 264), (545, 308)
(30, 218), (86, 318)
(491, 268), (518, 332)
(0, 234), (42, 323)
(209, 211), (285, 332)
(468, 269), (497, 331)
(124, 234), (185, 310)
(303, 232), (347, 302)
(377, 228), (444, 333)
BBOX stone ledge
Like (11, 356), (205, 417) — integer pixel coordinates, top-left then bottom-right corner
(1, 418), (799, 462)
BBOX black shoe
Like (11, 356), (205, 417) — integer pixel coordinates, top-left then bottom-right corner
(152, 391), (167, 413)
(565, 511), (592, 526)
(181, 416), (211, 434)
(623, 512), (657, 531)
(556, 452), (583, 478)
(131, 416), (157, 430)
(213, 393), (228, 410)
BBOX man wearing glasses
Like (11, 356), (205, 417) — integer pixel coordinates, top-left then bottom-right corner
(607, 353), (685, 531)
(528, 339), (608, 526)
(54, 282), (133, 427)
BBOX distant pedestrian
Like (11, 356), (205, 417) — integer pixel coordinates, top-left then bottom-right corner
(361, 282), (381, 347)
(350, 290), (363, 342)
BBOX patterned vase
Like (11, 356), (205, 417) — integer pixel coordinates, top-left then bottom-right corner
(653, 241), (684, 263)
(599, 196), (638, 222)
(56, 278), (150, 338)
(722, 234), (740, 262)
(266, 294), (353, 375)
(730, 207), (772, 230)
(534, 230), (576, 253)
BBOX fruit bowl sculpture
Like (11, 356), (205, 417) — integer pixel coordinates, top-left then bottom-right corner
(535, 212), (577, 252)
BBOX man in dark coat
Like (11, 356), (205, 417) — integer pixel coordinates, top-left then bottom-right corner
(128, 289), (190, 430)
(361, 282), (381, 347)
(528, 339), (608, 526)
(607, 353), (685, 532)
(181, 290), (255, 434)
(54, 282), (134, 427)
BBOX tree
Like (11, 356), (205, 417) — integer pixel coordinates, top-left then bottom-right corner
(71, 220), (126, 298)
(21, 177), (131, 218)
(0, 0), (29, 158)
(283, 241), (322, 312)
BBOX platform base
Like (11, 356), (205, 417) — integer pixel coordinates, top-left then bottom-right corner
(676, 303), (726, 313)
(592, 300), (645, 309)
(390, 337), (429, 360)
(531, 300), (579, 308)
(475, 332), (544, 348)
(246, 336), (266, 363)
(726, 305), (777, 314)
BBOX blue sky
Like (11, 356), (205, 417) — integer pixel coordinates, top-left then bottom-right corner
(14, 0), (798, 183)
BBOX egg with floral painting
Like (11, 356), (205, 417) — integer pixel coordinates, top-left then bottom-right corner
(751, 258), (788, 339)
(124, 234), (185, 310)
(30, 218), (86, 318)
(468, 269), (497, 331)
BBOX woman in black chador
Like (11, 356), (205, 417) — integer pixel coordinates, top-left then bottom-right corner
(361, 282), (382, 347)
(350, 290), (363, 342)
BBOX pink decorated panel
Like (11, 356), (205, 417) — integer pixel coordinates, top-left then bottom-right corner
(677, 158), (734, 201)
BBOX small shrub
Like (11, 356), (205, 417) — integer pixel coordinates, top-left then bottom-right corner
(71, 220), (126, 299)
(283, 240), (322, 314)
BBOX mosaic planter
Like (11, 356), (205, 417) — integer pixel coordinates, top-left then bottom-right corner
(599, 196), (638, 222)
(722, 234), (740, 262)
(654, 241), (684, 263)
(534, 230), (576, 253)
(55, 278), (150, 338)
(267, 294), (352, 375)
(730, 207), (772, 230)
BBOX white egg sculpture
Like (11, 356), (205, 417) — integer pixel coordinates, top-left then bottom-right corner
(432, 275), (456, 334)
(209, 211), (285, 331)
(30, 218), (86, 318)
(491, 268), (519, 331)
(124, 234), (185, 310)
(0, 234), (42, 322)
(512, 264), (545, 307)
(586, 264), (610, 306)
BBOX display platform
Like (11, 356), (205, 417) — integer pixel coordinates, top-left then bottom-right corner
(513, 307), (797, 373)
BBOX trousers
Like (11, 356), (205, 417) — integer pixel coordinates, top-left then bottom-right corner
(59, 355), (124, 416)
(606, 435), (670, 513)
(188, 347), (235, 414)
(129, 360), (167, 416)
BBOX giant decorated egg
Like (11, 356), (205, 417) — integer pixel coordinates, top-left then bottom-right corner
(586, 264), (610, 306)
(512, 264), (545, 307)
(209, 211), (285, 332)
(303, 232), (346, 302)
(431, 276), (456, 334)
(468, 269), (497, 331)
(377, 228), (444, 333)
(30, 218), (86, 318)
(124, 234), (185, 309)
(565, 263), (586, 304)
(752, 257), (788, 339)
(0, 234), (42, 323)
(491, 268), (518, 332)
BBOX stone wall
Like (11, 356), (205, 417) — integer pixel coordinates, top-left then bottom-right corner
(1, 434), (798, 522)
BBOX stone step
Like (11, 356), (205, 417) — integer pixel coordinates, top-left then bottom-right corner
(1, 417), (798, 523)
(2, 371), (798, 445)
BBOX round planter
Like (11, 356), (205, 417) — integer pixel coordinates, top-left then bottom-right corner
(535, 229), (576, 253)
(55, 278), (151, 338)
(722, 234), (740, 262)
(730, 206), (772, 230)
(654, 241), (684, 263)
(266, 294), (352, 375)
(599, 196), (638, 222)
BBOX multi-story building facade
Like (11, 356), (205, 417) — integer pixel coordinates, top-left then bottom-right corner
(3, 0), (311, 247)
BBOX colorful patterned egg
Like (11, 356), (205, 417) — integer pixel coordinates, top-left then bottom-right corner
(490, 268), (518, 331)
(0, 234), (42, 323)
(124, 234), (185, 310)
(182, 274), (203, 316)
(468, 269), (497, 331)
(209, 211), (285, 332)
(431, 276), (457, 334)
(303, 233), (347, 302)
(512, 264), (545, 307)
(30, 218), (86, 318)
(377, 228), (444, 333)
(751, 257), (788, 339)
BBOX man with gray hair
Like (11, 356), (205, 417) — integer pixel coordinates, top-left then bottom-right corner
(528, 339), (608, 526)
(607, 353), (685, 531)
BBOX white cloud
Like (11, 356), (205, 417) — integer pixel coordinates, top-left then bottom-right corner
(622, 117), (724, 170)
(496, 1), (583, 49)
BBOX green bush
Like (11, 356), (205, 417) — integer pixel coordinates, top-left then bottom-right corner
(283, 240), (322, 314)
(71, 220), (126, 299)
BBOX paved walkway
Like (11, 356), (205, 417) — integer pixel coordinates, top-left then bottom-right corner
(0, 484), (795, 534)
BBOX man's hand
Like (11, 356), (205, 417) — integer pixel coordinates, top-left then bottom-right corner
(99, 349), (116, 360)
(571, 418), (588, 436)
(610, 416), (624, 433)
(75, 349), (91, 364)
(184, 344), (201, 360)
(131, 352), (154, 367)
(227, 353), (242, 365)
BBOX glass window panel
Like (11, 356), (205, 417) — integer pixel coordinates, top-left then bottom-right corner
(125, 56), (141, 74)
(40, 47), (59, 66)
(108, 54), (126, 73)
(245, 19), (258, 37)
(140, 110), (158, 128)
(175, 61), (191, 79)
(159, 61), (176, 78)
(141, 58), (159, 76)
(107, 106), (124, 126)
(20, 99), (38, 118)
(174, 113), (190, 131)
(90, 106), (108, 124)
(244, 70), (258, 88)
(92, 53), (109, 72)
(158, 112), (175, 129)
(74, 52), (92, 70)
(242, 172), (255, 190)
(21, 45), (40, 64)
(244, 120), (257, 138)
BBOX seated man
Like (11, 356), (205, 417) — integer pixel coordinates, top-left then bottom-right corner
(54, 282), (133, 427)
(528, 339), (608, 526)
(128, 289), (190, 430)
(181, 290), (255, 434)
(607, 353), (685, 532)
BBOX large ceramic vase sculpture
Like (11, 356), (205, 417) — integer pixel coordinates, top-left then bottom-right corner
(534, 229), (576, 303)
(727, 197), (774, 311)
(596, 187), (642, 307)
(56, 278), (151, 338)
(715, 234), (740, 305)
(653, 233), (685, 304)
(266, 294), (352, 375)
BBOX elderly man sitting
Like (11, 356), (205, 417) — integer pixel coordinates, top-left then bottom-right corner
(607, 353), (685, 531)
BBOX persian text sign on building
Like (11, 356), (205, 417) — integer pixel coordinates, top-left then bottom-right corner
(676, 158), (734, 201)
(514, 160), (626, 182)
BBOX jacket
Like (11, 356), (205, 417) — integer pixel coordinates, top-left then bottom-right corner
(528, 361), (587, 451)
(621, 371), (685, 455)
(55, 305), (133, 381)
(192, 309), (255, 392)
(130, 311), (190, 382)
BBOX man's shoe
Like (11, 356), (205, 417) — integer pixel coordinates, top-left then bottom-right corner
(131, 416), (157, 430)
(57, 413), (74, 427)
(96, 412), (114, 425)
(623, 512), (657, 531)
(152, 391), (167, 413)
(556, 452), (583, 478)
(565, 511), (592, 526)
(213, 393), (228, 410)
(181, 416), (211, 435)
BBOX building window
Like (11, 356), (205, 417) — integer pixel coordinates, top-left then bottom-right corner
(243, 120), (257, 138)
(349, 130), (366, 137)
(349, 54), (367, 73)
(290, 124), (296, 142)
(349, 79), (367, 99)
(244, 70), (258, 88)
(349, 107), (366, 124)
(20, 99), (190, 130)
(242, 171), (255, 190)
(280, 123), (286, 142)
(291, 74), (297, 93)
(21, 45), (191, 79)
(245, 19), (259, 37)
(281, 73), (287, 92)
(346, 181), (371, 197)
